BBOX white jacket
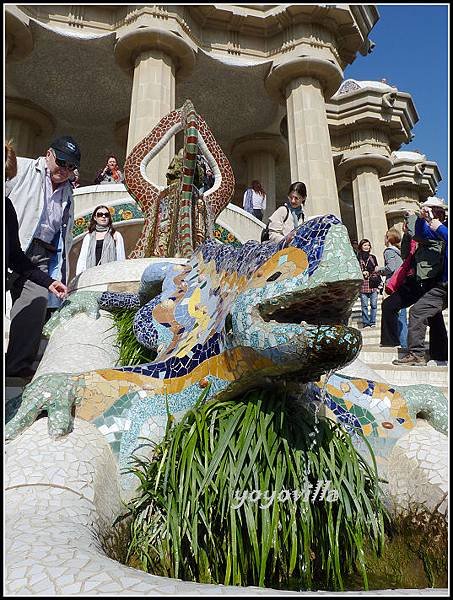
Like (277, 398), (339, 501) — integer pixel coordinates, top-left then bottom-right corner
(268, 205), (304, 243)
(76, 231), (126, 275)
(6, 156), (74, 287)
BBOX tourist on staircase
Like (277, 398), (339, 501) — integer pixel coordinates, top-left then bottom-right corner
(5, 136), (80, 380)
(376, 229), (408, 348)
(381, 202), (447, 361)
(75, 205), (126, 275)
(266, 181), (306, 243)
(94, 155), (124, 185)
(6, 140), (68, 304)
(242, 180), (267, 221)
(393, 200), (448, 366)
(357, 239), (381, 328)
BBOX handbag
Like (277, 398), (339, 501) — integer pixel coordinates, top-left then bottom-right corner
(369, 272), (383, 289)
(360, 255), (381, 289)
(385, 240), (417, 294)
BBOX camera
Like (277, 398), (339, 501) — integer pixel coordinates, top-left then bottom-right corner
(425, 207), (434, 222)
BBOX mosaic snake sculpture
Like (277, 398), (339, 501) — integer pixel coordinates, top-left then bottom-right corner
(5, 216), (447, 488)
(124, 99), (234, 258)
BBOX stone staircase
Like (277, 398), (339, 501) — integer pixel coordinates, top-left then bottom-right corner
(349, 296), (448, 396)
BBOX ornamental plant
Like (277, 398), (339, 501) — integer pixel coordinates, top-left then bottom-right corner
(120, 387), (387, 591)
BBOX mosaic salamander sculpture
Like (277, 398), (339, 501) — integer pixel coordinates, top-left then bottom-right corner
(5, 216), (447, 488)
(124, 99), (234, 258)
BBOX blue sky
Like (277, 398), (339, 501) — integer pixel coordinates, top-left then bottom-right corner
(344, 4), (449, 202)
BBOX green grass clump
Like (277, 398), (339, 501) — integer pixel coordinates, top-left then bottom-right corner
(121, 387), (387, 591)
(109, 308), (156, 366)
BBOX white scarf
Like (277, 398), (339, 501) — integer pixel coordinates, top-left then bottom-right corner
(85, 227), (117, 268)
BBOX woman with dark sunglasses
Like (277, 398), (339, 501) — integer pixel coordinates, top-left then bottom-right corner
(75, 205), (126, 274)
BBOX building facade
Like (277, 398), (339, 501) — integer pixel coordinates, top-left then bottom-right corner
(5, 4), (442, 264)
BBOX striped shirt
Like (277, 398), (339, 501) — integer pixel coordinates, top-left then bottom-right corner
(34, 169), (67, 243)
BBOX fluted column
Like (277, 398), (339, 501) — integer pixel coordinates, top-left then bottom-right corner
(380, 151), (442, 235)
(127, 49), (175, 182)
(6, 97), (55, 158)
(266, 57), (343, 219)
(352, 167), (389, 255)
(384, 187), (421, 235)
(115, 28), (195, 186)
(337, 154), (392, 255)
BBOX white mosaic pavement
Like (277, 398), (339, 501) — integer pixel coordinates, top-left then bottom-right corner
(4, 418), (448, 596)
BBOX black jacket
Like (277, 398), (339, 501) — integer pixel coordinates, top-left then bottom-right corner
(6, 196), (54, 289)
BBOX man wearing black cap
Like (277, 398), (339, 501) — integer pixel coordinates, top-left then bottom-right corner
(6, 136), (81, 380)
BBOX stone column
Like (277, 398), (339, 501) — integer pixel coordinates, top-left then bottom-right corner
(351, 166), (389, 255)
(232, 134), (287, 220)
(114, 28), (195, 187)
(6, 97), (55, 158)
(380, 153), (441, 236)
(337, 154), (392, 255)
(266, 57), (343, 219)
(384, 187), (421, 235)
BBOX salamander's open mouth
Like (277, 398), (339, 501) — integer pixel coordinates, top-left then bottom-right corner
(258, 280), (360, 327)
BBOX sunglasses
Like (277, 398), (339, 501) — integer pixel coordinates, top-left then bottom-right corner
(96, 211), (110, 218)
(54, 155), (76, 171)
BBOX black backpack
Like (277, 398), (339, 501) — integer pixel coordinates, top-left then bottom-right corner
(261, 205), (290, 242)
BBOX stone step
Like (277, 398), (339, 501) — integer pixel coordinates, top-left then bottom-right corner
(365, 362), (448, 388)
(358, 344), (428, 363)
(349, 313), (449, 327)
(357, 325), (433, 343)
(350, 306), (448, 317)
(350, 303), (448, 316)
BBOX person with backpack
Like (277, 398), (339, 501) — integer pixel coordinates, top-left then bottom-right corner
(392, 201), (448, 366)
(262, 181), (306, 243)
(380, 202), (447, 356)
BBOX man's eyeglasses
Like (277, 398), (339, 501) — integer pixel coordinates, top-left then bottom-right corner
(55, 157), (76, 170)
(96, 212), (110, 218)
(51, 150), (76, 171)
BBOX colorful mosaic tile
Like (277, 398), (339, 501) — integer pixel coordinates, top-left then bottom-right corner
(6, 216), (365, 479)
(5, 103), (448, 494)
(73, 203), (241, 248)
(72, 202), (242, 248)
(72, 203), (143, 237)
(123, 99), (235, 258)
(8, 211), (446, 491)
